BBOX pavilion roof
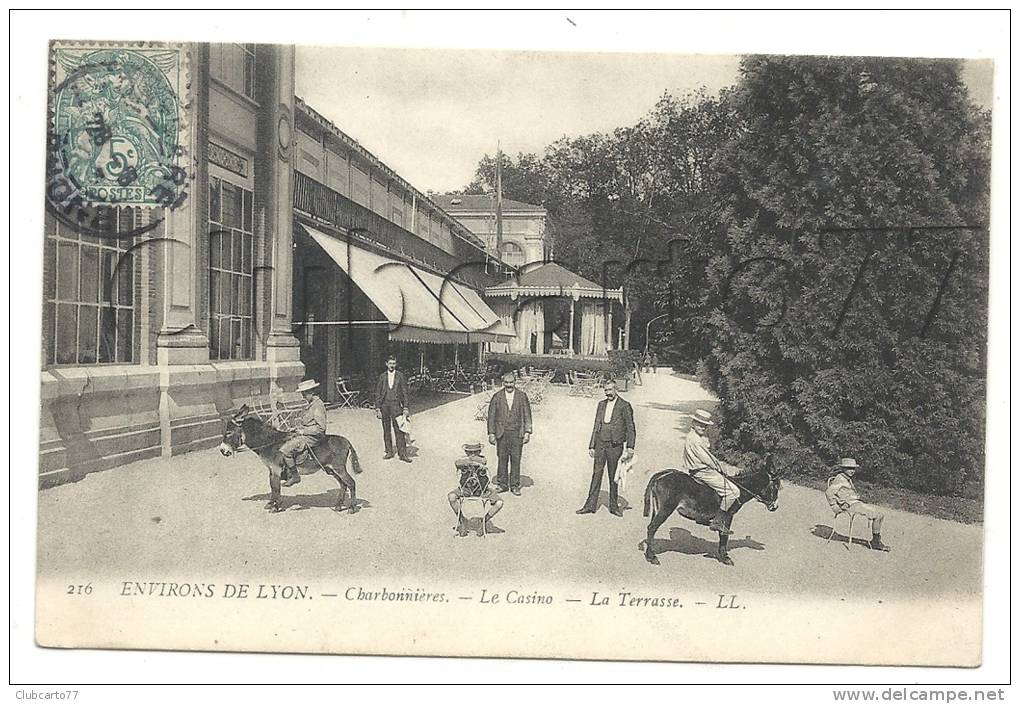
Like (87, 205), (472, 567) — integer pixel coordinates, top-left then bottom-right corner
(485, 262), (623, 301)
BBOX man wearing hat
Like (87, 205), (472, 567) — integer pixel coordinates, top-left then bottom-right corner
(278, 378), (328, 487)
(448, 442), (504, 537)
(681, 409), (739, 534)
(825, 458), (891, 551)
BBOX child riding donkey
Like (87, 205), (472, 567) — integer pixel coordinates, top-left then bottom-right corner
(277, 378), (328, 486)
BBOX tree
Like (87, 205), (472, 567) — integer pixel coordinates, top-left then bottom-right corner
(463, 151), (550, 208)
(699, 56), (990, 494)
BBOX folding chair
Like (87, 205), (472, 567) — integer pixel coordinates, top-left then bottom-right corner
(458, 496), (494, 537)
(825, 508), (872, 551)
(566, 371), (584, 396)
(473, 390), (495, 421)
(334, 377), (361, 409)
(433, 369), (459, 393)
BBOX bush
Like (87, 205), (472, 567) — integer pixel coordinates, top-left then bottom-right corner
(608, 349), (642, 378)
(484, 353), (612, 384)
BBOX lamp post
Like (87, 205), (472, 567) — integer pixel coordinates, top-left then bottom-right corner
(644, 313), (669, 360)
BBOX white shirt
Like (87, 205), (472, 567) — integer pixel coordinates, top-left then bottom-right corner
(387, 370), (396, 389)
(603, 398), (617, 423)
(504, 390), (515, 408)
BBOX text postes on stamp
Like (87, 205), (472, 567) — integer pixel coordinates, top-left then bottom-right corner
(50, 43), (188, 212)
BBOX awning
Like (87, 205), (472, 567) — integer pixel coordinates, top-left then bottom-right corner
(413, 267), (515, 339)
(301, 223), (512, 344)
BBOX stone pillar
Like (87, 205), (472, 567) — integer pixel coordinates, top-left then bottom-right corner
(156, 43), (211, 458)
(258, 44), (302, 396)
(156, 42), (209, 367)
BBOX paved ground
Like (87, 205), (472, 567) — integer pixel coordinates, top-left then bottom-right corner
(38, 370), (982, 602)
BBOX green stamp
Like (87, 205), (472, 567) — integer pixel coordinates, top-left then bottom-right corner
(51, 44), (188, 209)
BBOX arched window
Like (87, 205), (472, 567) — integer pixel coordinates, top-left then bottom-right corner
(499, 240), (525, 267)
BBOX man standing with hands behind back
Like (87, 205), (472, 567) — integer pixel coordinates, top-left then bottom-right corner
(375, 355), (411, 463)
(577, 379), (636, 517)
(487, 372), (533, 496)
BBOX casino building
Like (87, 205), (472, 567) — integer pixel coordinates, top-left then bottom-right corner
(39, 43), (509, 486)
(289, 99), (509, 393)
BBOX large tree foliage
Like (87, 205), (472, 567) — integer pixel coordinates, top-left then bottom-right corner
(699, 56), (989, 494)
(460, 56), (990, 495)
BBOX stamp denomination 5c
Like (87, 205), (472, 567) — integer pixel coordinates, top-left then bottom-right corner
(50, 43), (188, 209)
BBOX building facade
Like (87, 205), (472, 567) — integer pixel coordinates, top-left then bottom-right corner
(40, 44), (511, 487)
(290, 101), (507, 397)
(41, 43), (304, 487)
(431, 194), (548, 267)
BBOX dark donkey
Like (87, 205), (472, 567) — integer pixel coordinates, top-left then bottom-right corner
(640, 459), (781, 566)
(219, 405), (362, 513)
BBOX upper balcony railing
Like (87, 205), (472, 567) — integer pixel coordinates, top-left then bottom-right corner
(293, 170), (501, 290)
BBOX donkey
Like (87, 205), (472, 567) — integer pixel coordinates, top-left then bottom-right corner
(639, 460), (781, 566)
(219, 405), (362, 513)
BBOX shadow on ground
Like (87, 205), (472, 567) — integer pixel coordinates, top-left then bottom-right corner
(810, 523), (873, 549)
(242, 489), (372, 513)
(638, 400), (718, 414)
(645, 526), (766, 560)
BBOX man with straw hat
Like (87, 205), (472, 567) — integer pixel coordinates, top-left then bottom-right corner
(825, 458), (891, 551)
(278, 378), (327, 487)
(681, 409), (739, 535)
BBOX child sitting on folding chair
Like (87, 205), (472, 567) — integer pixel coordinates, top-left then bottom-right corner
(448, 442), (503, 537)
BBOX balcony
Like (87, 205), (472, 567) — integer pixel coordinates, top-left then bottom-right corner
(293, 171), (497, 289)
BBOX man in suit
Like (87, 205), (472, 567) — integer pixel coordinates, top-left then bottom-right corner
(577, 379), (636, 517)
(374, 355), (411, 462)
(487, 372), (533, 496)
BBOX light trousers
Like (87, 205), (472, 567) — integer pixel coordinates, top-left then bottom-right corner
(690, 468), (740, 510)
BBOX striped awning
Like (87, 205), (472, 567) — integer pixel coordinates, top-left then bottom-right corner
(300, 223), (512, 344)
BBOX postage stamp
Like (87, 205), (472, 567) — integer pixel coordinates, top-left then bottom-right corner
(49, 43), (188, 211)
(23, 23), (1004, 679)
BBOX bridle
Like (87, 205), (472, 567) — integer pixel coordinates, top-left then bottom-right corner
(726, 470), (780, 511)
(223, 415), (278, 455)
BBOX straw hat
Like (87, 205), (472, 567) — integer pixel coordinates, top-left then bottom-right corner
(829, 457), (859, 476)
(692, 409), (714, 426)
(296, 379), (320, 393)
(462, 442), (483, 453)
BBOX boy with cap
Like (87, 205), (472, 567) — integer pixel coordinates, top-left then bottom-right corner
(825, 458), (891, 551)
(448, 442), (504, 537)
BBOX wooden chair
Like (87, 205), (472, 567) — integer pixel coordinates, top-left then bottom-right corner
(566, 371), (585, 396)
(474, 391), (495, 421)
(432, 369), (459, 393)
(334, 377), (362, 410)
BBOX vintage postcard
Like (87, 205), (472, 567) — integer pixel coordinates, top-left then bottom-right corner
(32, 30), (996, 668)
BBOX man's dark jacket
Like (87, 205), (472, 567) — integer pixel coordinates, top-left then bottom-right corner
(374, 370), (409, 408)
(588, 397), (637, 449)
(487, 388), (533, 440)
